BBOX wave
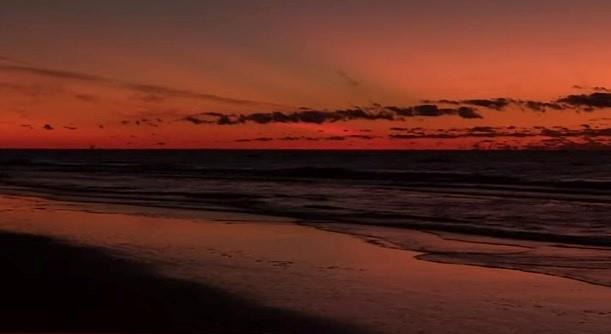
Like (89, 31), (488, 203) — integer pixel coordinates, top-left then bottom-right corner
(2, 158), (611, 194)
(1, 180), (610, 248)
(1, 150), (610, 249)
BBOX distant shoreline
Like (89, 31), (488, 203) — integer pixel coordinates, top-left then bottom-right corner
(1, 148), (611, 151)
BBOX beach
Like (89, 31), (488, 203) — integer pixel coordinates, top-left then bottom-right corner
(3, 1), (611, 332)
(0, 194), (610, 333)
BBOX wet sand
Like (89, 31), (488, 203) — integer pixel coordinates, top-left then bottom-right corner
(311, 223), (611, 288)
(0, 194), (610, 333)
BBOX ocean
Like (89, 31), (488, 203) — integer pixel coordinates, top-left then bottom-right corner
(0, 150), (609, 247)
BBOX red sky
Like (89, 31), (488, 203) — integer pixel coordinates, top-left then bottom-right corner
(1, 1), (611, 149)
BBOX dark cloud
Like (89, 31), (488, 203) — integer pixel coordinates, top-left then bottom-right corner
(120, 118), (164, 127)
(183, 116), (209, 125)
(235, 134), (379, 142)
(63, 125), (78, 130)
(389, 126), (611, 140)
(431, 97), (566, 112)
(525, 137), (611, 150)
(422, 89), (610, 114)
(43, 124), (54, 130)
(572, 85), (611, 93)
(430, 98), (510, 110)
(185, 108), (394, 125)
(412, 105), (444, 116)
(520, 100), (563, 112)
(184, 104), (482, 126)
(278, 136), (302, 141)
(468, 126), (495, 133)
(472, 139), (520, 150)
(139, 118), (163, 127)
(390, 127), (423, 131)
(346, 134), (376, 140)
(461, 98), (510, 110)
(235, 137), (274, 142)
(433, 99), (460, 105)
(183, 113), (229, 125)
(557, 93), (611, 109)
(406, 105), (482, 118)
(386, 105), (482, 119)
(383, 106), (412, 116)
(457, 107), (483, 119)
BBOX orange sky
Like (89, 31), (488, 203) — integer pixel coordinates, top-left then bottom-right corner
(1, 1), (611, 149)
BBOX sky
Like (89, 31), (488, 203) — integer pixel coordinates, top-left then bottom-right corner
(1, 0), (611, 149)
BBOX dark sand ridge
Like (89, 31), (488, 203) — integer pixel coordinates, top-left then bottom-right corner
(0, 231), (369, 334)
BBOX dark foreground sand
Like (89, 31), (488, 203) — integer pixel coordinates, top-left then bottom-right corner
(0, 231), (366, 334)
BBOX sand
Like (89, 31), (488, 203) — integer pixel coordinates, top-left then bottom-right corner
(0, 232), (363, 333)
(0, 194), (610, 333)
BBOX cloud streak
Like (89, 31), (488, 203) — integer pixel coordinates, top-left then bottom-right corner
(0, 55), (34, 65)
(336, 70), (360, 87)
(0, 62), (285, 108)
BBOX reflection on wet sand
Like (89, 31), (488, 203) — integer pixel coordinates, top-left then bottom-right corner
(0, 195), (610, 333)
(311, 223), (611, 288)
